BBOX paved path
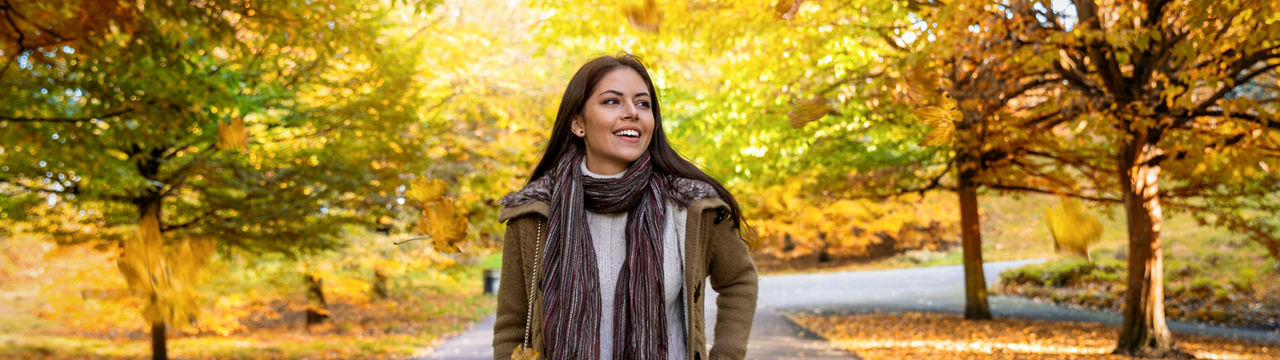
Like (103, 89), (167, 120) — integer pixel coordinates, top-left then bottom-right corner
(417, 259), (1280, 359)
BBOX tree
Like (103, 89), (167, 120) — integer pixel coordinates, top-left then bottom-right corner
(0, 0), (441, 358)
(1022, 0), (1280, 356)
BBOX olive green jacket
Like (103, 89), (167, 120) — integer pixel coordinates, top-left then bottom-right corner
(492, 197), (758, 360)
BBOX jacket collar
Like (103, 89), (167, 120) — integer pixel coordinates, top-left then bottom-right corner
(497, 174), (727, 223)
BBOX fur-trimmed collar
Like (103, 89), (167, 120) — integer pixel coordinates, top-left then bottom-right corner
(498, 174), (721, 213)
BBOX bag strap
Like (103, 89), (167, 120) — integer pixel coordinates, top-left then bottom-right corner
(521, 219), (543, 348)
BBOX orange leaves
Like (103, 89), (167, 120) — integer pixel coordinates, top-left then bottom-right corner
(117, 207), (216, 327)
(217, 118), (249, 152)
(788, 95), (830, 129)
(407, 177), (468, 254)
(1042, 197), (1102, 260)
(786, 311), (1280, 359)
(623, 0), (661, 33)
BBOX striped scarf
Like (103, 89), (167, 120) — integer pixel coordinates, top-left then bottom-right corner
(540, 145), (668, 360)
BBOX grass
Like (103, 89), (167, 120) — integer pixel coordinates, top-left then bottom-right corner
(0, 234), (499, 359)
(999, 232), (1280, 331)
(751, 193), (1067, 274)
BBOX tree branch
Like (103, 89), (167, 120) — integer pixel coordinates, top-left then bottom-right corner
(985, 183), (1122, 203)
(0, 107), (134, 123)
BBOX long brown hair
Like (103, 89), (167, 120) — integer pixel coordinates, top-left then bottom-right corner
(528, 54), (749, 233)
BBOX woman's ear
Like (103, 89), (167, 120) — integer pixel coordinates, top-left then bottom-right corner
(571, 115), (585, 138)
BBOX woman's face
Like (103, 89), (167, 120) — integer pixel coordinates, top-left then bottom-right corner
(572, 68), (655, 175)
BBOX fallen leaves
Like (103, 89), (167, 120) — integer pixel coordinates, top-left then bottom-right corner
(786, 311), (1280, 359)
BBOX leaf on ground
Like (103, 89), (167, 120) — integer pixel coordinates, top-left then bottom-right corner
(786, 311), (1280, 359)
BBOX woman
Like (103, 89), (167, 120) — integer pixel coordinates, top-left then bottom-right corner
(492, 54), (758, 360)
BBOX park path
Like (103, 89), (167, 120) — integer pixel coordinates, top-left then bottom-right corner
(416, 259), (1280, 359)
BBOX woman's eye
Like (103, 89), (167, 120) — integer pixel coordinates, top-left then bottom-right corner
(636, 100), (650, 108)
(603, 98), (619, 105)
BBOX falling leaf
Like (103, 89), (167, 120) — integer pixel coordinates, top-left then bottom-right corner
(1042, 196), (1103, 260)
(788, 95), (829, 129)
(914, 95), (960, 146)
(216, 118), (249, 152)
(117, 207), (214, 327)
(623, 0), (661, 33)
(511, 344), (541, 360)
(408, 177), (467, 254)
(405, 177), (446, 203)
(774, 0), (802, 21)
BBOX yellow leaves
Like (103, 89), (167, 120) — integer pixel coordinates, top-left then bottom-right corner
(117, 207), (216, 328)
(788, 95), (830, 129)
(511, 344), (542, 360)
(406, 177), (446, 203)
(774, 0), (802, 21)
(914, 95), (961, 147)
(408, 178), (468, 254)
(623, 0), (661, 33)
(216, 118), (249, 152)
(1042, 197), (1102, 260)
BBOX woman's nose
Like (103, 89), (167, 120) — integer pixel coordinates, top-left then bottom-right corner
(623, 102), (639, 119)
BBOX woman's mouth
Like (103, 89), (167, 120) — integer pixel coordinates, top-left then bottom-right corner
(613, 129), (641, 143)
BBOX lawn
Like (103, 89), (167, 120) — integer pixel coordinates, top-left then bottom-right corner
(0, 234), (501, 359)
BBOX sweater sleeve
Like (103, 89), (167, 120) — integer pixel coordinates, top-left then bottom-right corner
(493, 217), (529, 359)
(706, 211), (758, 360)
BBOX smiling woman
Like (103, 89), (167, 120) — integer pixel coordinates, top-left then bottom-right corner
(571, 68), (655, 175)
(492, 54), (759, 360)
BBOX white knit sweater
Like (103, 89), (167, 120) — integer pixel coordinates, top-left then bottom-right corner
(583, 163), (688, 360)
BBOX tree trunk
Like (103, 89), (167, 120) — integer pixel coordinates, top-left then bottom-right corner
(816, 231), (831, 263)
(151, 321), (167, 360)
(957, 165), (992, 320)
(1112, 133), (1190, 358)
(136, 199), (168, 360)
(305, 273), (329, 327)
(372, 269), (389, 300)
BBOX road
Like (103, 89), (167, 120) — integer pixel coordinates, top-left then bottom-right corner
(417, 259), (1280, 359)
